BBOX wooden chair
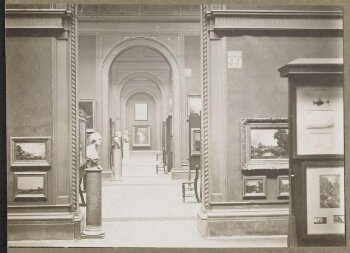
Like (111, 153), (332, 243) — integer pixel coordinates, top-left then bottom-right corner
(79, 162), (87, 206)
(182, 165), (201, 202)
(156, 149), (167, 174)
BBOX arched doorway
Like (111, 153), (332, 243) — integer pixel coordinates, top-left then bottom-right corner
(99, 37), (185, 172)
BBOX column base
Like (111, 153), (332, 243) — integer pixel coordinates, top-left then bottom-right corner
(8, 208), (78, 240)
(171, 164), (195, 180)
(197, 207), (289, 237)
(102, 169), (112, 180)
(82, 226), (105, 239)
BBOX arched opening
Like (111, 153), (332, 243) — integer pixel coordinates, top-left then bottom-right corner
(100, 37), (185, 172)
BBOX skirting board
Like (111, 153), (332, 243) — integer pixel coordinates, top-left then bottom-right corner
(8, 211), (83, 241)
(197, 208), (289, 237)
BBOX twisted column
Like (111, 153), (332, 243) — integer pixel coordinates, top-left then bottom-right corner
(201, 4), (210, 209)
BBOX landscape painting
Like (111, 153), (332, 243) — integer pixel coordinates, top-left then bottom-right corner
(250, 128), (289, 159)
(243, 176), (266, 198)
(15, 142), (46, 161)
(278, 176), (289, 198)
(320, 174), (340, 208)
(15, 172), (47, 200)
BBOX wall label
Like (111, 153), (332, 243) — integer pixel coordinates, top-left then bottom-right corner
(228, 51), (242, 69)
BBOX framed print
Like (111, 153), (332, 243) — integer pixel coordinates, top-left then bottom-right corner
(241, 118), (289, 170)
(10, 137), (51, 168)
(187, 95), (201, 116)
(277, 175), (289, 199)
(134, 103), (148, 121)
(296, 86), (343, 155)
(132, 125), (151, 147)
(243, 176), (266, 198)
(14, 172), (48, 200)
(78, 110), (87, 165)
(306, 166), (345, 235)
(190, 128), (201, 156)
(78, 99), (96, 132)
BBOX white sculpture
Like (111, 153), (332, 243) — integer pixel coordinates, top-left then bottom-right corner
(123, 130), (130, 160)
(113, 131), (122, 150)
(86, 132), (102, 168)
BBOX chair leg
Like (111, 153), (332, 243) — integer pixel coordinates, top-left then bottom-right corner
(182, 183), (185, 202)
(79, 177), (85, 204)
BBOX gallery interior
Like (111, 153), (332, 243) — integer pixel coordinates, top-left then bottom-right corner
(6, 3), (346, 248)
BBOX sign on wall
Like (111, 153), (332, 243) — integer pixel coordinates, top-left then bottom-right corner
(228, 51), (242, 69)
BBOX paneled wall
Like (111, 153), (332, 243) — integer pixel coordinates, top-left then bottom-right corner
(6, 6), (81, 240)
(226, 35), (343, 202)
(198, 6), (343, 237)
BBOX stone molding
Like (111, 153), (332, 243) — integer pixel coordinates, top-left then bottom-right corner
(5, 9), (71, 30)
(206, 10), (343, 31)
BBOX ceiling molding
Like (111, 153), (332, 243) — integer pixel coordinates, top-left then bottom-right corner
(207, 10), (343, 31)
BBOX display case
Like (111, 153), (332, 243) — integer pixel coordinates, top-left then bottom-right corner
(279, 58), (344, 246)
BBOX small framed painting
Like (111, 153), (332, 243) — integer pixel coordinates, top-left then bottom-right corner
(132, 125), (151, 147)
(14, 172), (48, 200)
(277, 175), (289, 199)
(188, 95), (201, 116)
(243, 176), (266, 198)
(241, 118), (289, 170)
(134, 103), (148, 121)
(10, 137), (51, 168)
(78, 99), (96, 132)
(190, 128), (201, 156)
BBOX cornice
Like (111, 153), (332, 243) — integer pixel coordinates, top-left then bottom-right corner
(206, 10), (343, 31)
(279, 58), (344, 77)
(5, 9), (72, 30)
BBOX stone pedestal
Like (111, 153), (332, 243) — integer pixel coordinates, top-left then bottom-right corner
(82, 166), (105, 238)
(113, 149), (123, 180)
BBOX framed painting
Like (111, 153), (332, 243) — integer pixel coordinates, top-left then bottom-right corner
(241, 118), (289, 170)
(277, 175), (289, 199)
(134, 103), (148, 121)
(305, 165), (345, 235)
(187, 95), (201, 116)
(10, 137), (51, 168)
(14, 172), (48, 200)
(243, 176), (266, 198)
(190, 128), (201, 156)
(132, 125), (151, 147)
(78, 99), (96, 132)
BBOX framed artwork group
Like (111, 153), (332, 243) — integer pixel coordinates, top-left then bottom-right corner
(10, 137), (51, 201)
(305, 165), (345, 235)
(242, 175), (290, 199)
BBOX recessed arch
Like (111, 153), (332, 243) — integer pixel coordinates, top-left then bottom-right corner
(99, 36), (185, 170)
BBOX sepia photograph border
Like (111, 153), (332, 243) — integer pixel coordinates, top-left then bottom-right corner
(2, 0), (350, 253)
